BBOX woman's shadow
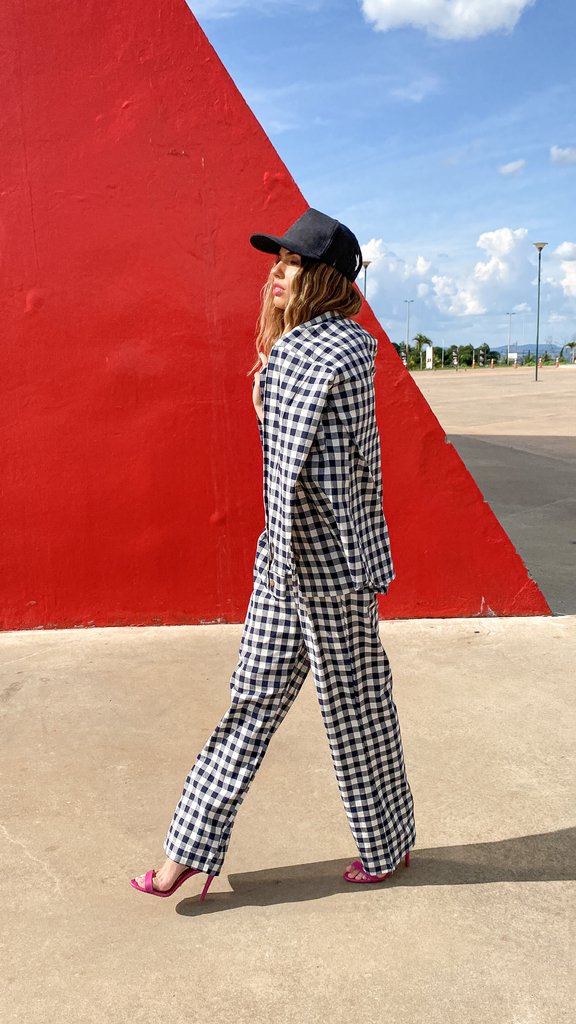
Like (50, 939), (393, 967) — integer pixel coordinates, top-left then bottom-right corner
(176, 825), (575, 915)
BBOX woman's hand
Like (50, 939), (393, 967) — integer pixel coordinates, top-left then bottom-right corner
(252, 352), (268, 424)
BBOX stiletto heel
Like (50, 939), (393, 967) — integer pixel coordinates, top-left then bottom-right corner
(199, 874), (215, 902)
(130, 867), (216, 900)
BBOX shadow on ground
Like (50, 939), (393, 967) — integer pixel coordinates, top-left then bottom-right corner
(175, 825), (576, 915)
(448, 434), (576, 615)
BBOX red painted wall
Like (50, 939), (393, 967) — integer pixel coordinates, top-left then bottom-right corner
(0, 0), (549, 628)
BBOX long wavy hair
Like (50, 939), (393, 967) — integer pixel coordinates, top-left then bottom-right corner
(247, 257), (363, 377)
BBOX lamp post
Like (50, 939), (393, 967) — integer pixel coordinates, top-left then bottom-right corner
(362, 260), (371, 298)
(506, 311), (516, 366)
(404, 299), (414, 364)
(533, 242), (547, 382)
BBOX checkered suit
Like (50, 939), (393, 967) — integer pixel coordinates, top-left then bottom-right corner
(163, 313), (415, 877)
(258, 311), (395, 599)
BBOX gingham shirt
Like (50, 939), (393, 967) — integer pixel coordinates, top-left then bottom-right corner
(256, 311), (395, 599)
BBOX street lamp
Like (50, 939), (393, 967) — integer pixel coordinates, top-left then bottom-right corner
(533, 242), (547, 382)
(404, 299), (414, 363)
(361, 260), (371, 298)
(505, 311), (516, 365)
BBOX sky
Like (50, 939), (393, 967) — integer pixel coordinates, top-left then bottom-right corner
(189, 0), (576, 351)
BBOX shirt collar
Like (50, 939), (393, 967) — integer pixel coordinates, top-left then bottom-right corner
(279, 311), (345, 343)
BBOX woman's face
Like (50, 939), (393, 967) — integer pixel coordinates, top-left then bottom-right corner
(270, 247), (302, 310)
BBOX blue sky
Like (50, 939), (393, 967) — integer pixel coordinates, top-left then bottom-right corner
(190, 1), (576, 351)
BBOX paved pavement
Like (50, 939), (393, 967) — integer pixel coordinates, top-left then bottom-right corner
(1, 365), (574, 1023)
(2, 619), (574, 1023)
(412, 366), (576, 614)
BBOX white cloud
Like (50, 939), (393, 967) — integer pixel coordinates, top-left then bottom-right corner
(390, 75), (440, 102)
(361, 0), (536, 41)
(550, 145), (576, 165)
(499, 159), (525, 175)
(360, 240), (434, 301)
(430, 274), (455, 302)
(459, 228), (532, 311)
(445, 284), (486, 316)
(361, 226), (576, 342)
(415, 255), (431, 275)
(554, 242), (576, 260)
(544, 241), (576, 298)
(359, 238), (409, 300)
(474, 255), (508, 284)
(477, 227), (528, 257)
(560, 263), (576, 297)
(361, 237), (394, 266)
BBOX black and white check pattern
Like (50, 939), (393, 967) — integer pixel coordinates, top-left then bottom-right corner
(164, 558), (415, 876)
(258, 312), (395, 600)
(163, 312), (414, 876)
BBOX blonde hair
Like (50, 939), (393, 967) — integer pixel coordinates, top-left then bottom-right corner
(247, 257), (363, 377)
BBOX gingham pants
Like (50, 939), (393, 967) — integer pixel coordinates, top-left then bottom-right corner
(164, 565), (416, 877)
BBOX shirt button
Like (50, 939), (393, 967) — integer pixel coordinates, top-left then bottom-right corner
(268, 577), (275, 589)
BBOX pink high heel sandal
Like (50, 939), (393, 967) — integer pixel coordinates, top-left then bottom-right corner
(343, 851), (411, 884)
(130, 867), (215, 900)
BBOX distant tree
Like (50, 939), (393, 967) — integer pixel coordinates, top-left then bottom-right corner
(407, 334), (432, 370)
(459, 344), (473, 367)
(447, 345), (459, 368)
(413, 333), (434, 351)
(560, 341), (576, 363)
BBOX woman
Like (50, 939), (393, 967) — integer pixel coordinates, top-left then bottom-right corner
(131, 208), (415, 899)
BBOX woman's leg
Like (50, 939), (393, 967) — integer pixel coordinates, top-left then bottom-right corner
(162, 573), (310, 877)
(294, 584), (416, 875)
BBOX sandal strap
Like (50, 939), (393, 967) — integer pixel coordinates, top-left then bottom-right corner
(348, 860), (364, 873)
(348, 859), (390, 881)
(144, 869), (155, 893)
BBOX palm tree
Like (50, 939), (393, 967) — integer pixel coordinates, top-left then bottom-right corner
(413, 333), (433, 353)
(413, 333), (434, 370)
(560, 341), (576, 364)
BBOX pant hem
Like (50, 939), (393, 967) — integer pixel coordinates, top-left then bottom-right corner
(163, 844), (222, 877)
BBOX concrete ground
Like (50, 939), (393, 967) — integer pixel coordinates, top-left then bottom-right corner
(1, 365), (574, 1024)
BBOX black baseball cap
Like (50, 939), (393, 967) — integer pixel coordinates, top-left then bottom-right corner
(250, 208), (363, 283)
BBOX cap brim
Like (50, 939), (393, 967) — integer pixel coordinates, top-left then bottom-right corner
(249, 232), (285, 255)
